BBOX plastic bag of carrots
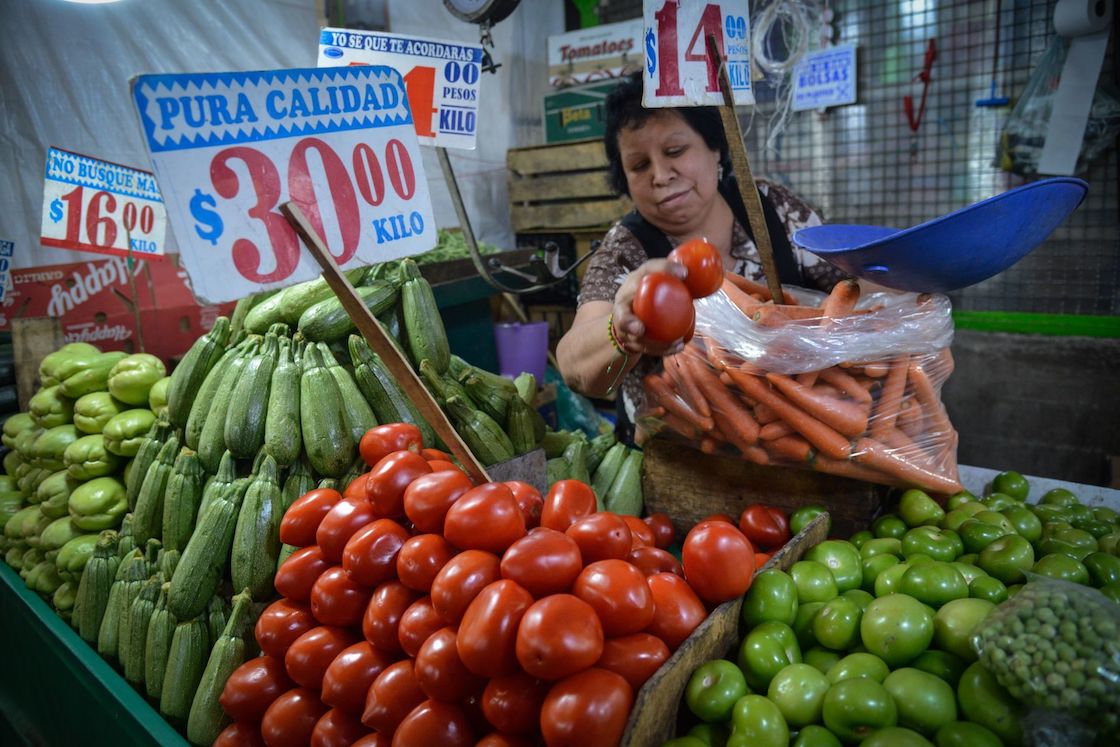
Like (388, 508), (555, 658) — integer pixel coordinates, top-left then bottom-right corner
(637, 274), (963, 495)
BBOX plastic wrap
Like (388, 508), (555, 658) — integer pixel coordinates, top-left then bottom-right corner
(636, 279), (962, 494)
(971, 576), (1120, 746)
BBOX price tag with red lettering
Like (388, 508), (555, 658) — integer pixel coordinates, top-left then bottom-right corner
(130, 66), (436, 304)
(40, 147), (168, 260)
(318, 28), (483, 150)
(642, 0), (753, 107)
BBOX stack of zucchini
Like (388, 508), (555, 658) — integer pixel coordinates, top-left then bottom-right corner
(542, 429), (645, 516)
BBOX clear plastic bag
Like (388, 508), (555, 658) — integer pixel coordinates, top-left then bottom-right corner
(635, 280), (962, 494)
(971, 576), (1120, 746)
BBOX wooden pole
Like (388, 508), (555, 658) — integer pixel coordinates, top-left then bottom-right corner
(279, 201), (491, 485)
(706, 34), (786, 303)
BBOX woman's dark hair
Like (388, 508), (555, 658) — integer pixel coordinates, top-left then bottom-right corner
(603, 71), (732, 196)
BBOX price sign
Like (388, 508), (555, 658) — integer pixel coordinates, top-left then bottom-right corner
(642, 0), (753, 108)
(792, 45), (857, 111)
(318, 28), (483, 150)
(130, 66), (436, 304)
(0, 240), (12, 302)
(40, 147), (168, 260)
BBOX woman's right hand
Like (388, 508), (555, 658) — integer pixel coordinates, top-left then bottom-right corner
(611, 258), (691, 358)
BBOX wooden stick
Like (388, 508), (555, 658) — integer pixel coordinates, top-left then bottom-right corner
(280, 201), (490, 485)
(707, 34), (785, 304)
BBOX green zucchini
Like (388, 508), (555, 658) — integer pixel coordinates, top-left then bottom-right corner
(206, 594), (231, 646)
(318, 343), (377, 445)
(166, 317), (231, 427)
(224, 332), (279, 459)
(231, 456), (282, 600)
(198, 450), (237, 521)
(162, 449), (204, 552)
(187, 590), (252, 746)
(121, 577), (161, 685)
(300, 345), (354, 477)
(604, 449), (644, 516)
(297, 281), (398, 342)
(97, 547), (148, 662)
(184, 338), (254, 451)
(125, 417), (175, 511)
(131, 437), (180, 544)
(463, 374), (512, 426)
(74, 530), (120, 643)
(159, 617), (209, 723)
(197, 337), (261, 472)
(506, 395), (539, 455)
(444, 396), (514, 467)
(263, 337), (302, 468)
(591, 442), (627, 508)
(144, 582), (176, 700)
(349, 335), (435, 447)
(168, 483), (244, 620)
(280, 456), (315, 512)
(400, 259), (450, 373)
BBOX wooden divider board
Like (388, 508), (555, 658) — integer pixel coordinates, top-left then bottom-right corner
(280, 202), (490, 485)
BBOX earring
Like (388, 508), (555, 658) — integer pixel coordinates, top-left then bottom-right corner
(718, 165), (724, 182)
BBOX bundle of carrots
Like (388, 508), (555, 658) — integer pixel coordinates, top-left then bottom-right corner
(639, 273), (962, 495)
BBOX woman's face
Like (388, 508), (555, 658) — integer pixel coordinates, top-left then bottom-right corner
(617, 110), (722, 236)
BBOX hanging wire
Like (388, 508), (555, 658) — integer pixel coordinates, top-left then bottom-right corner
(749, 1), (819, 156)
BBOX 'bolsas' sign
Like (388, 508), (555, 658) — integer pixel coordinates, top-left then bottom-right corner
(547, 20), (644, 88)
(130, 66), (436, 304)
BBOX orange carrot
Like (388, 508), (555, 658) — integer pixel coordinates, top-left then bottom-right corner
(908, 363), (954, 438)
(725, 367), (852, 460)
(665, 354), (711, 418)
(851, 438), (963, 494)
(700, 436), (722, 454)
(869, 355), (910, 439)
(821, 278), (862, 319)
(681, 355), (760, 446)
(819, 367), (873, 405)
(753, 402), (781, 424)
(740, 445), (770, 465)
(760, 421), (795, 441)
(896, 399), (925, 439)
(661, 411), (702, 441)
(720, 277), (765, 316)
(764, 435), (815, 464)
(705, 341), (737, 372)
(724, 271), (800, 304)
(811, 454), (893, 484)
(644, 374), (715, 433)
(766, 373), (869, 438)
(861, 362), (890, 378)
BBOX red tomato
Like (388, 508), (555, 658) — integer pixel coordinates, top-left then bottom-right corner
(572, 559), (655, 637)
(284, 626), (358, 690)
(627, 546), (684, 578)
(361, 580), (418, 654)
(397, 596), (446, 658)
(220, 655), (293, 724)
(425, 459), (461, 473)
(682, 520), (755, 603)
(255, 600), (317, 662)
(421, 447), (450, 462)
(482, 672), (550, 736)
(359, 423), (424, 468)
(643, 513), (676, 549)
(506, 481), (543, 528)
(391, 700), (474, 747)
(476, 735), (534, 747)
(457, 579), (534, 678)
(631, 272), (695, 343)
(344, 472), (370, 500)
(668, 238), (724, 298)
(275, 546), (333, 603)
(310, 566), (373, 627)
(595, 633), (670, 691)
(442, 482), (526, 554)
(565, 513), (633, 564)
(755, 551), (772, 567)
(361, 660), (426, 733)
(396, 534), (457, 592)
(350, 734), (391, 747)
(402, 469), (473, 534)
(341, 518), (410, 588)
(320, 641), (394, 715)
(365, 450), (431, 519)
(499, 527), (583, 598)
(260, 688), (328, 747)
(414, 627), (485, 703)
(700, 513), (735, 525)
(213, 722), (266, 747)
(644, 572), (707, 650)
(316, 498), (378, 563)
(429, 549), (501, 625)
(310, 707), (369, 747)
(281, 489), (343, 547)
(539, 668), (633, 747)
(515, 594), (604, 681)
(621, 515), (655, 549)
(738, 504), (790, 551)
(540, 480), (597, 532)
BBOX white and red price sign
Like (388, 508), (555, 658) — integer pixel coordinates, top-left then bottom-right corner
(642, 1), (753, 108)
(130, 66), (436, 304)
(318, 28), (483, 150)
(40, 147), (168, 260)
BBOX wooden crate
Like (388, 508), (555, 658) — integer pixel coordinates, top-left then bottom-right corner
(620, 512), (830, 746)
(642, 438), (890, 540)
(507, 140), (630, 233)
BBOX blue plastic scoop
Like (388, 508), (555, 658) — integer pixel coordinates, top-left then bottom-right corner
(791, 177), (1089, 293)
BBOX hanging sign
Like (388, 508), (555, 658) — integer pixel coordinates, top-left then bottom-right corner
(642, 0), (753, 107)
(318, 28), (483, 150)
(792, 44), (857, 111)
(547, 19), (644, 88)
(40, 147), (168, 260)
(130, 66), (436, 304)
(0, 240), (12, 302)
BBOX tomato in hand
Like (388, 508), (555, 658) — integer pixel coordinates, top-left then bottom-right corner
(402, 469), (473, 534)
(622, 515), (655, 549)
(500, 527), (583, 598)
(281, 489), (343, 548)
(515, 593), (604, 681)
(429, 549), (501, 625)
(214, 722), (266, 747)
(628, 546), (684, 577)
(361, 660), (426, 733)
(738, 504), (790, 551)
(310, 566), (373, 627)
(506, 480), (544, 528)
(396, 533), (457, 592)
(668, 238), (724, 298)
(310, 707), (368, 747)
(361, 580), (418, 654)
(284, 626), (358, 690)
(572, 559), (655, 637)
(540, 480), (597, 532)
(682, 520), (756, 603)
(316, 498), (378, 563)
(595, 632), (670, 691)
(644, 513), (676, 549)
(632, 272), (695, 343)
(482, 672), (550, 736)
(221, 655), (293, 723)
(260, 688), (328, 747)
(443, 482), (526, 553)
(539, 668), (633, 747)
(341, 518), (409, 588)
(644, 572), (707, 650)
(365, 450), (431, 519)
(566, 512), (633, 563)
(275, 546), (333, 603)
(359, 423), (424, 468)
(256, 600), (318, 662)
(391, 700), (474, 747)
(320, 641), (393, 715)
(397, 596), (446, 658)
(457, 579), (535, 678)
(414, 627), (485, 703)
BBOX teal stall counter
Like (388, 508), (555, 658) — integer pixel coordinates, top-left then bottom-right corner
(0, 562), (188, 747)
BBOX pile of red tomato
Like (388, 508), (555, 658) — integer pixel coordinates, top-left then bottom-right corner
(211, 424), (762, 747)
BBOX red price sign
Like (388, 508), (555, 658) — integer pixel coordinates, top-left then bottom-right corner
(40, 147), (168, 259)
